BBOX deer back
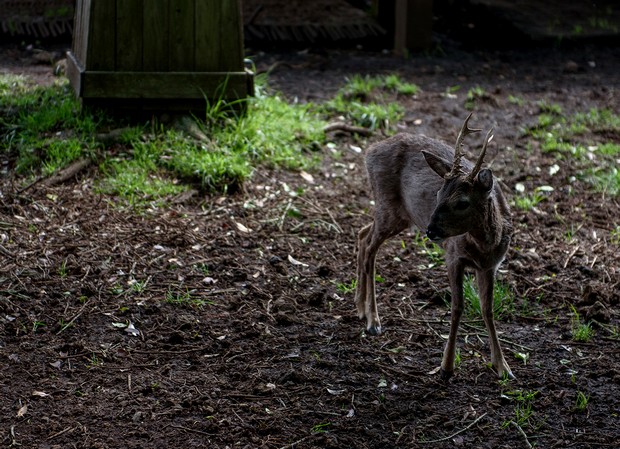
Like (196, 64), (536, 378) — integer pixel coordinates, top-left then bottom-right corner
(365, 133), (474, 232)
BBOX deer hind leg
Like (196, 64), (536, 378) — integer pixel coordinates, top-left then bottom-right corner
(477, 269), (515, 379)
(355, 224), (373, 320)
(440, 262), (465, 380)
(355, 215), (408, 336)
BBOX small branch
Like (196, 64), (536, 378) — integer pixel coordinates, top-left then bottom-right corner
(279, 435), (312, 449)
(420, 412), (488, 443)
(563, 245), (580, 269)
(56, 298), (92, 335)
(43, 158), (92, 187)
(166, 424), (216, 437)
(0, 243), (15, 257)
(323, 122), (373, 136)
(510, 420), (533, 448)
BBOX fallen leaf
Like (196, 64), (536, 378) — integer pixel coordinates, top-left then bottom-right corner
(124, 322), (140, 337)
(327, 388), (345, 395)
(17, 404), (27, 417)
(300, 171), (314, 184)
(427, 366), (441, 375)
(50, 360), (62, 369)
(287, 254), (308, 267)
(234, 221), (252, 233)
(349, 144), (362, 154)
(32, 391), (50, 397)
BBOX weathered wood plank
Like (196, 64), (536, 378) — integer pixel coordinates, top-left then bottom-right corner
(72, 0), (83, 61)
(143, 0), (170, 71)
(65, 51), (84, 97)
(196, 0), (243, 72)
(116, 0), (143, 71)
(168, 0), (195, 71)
(86, 0), (116, 70)
(79, 72), (251, 99)
(394, 0), (433, 54)
(220, 0), (244, 71)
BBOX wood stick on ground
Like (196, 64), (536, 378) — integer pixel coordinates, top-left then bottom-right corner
(43, 158), (92, 187)
(323, 122), (373, 136)
(420, 413), (488, 444)
(510, 420), (533, 448)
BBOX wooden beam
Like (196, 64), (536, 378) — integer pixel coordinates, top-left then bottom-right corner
(78, 71), (251, 99)
(394, 0), (433, 54)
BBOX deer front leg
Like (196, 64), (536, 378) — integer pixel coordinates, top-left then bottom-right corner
(359, 223), (382, 335)
(440, 262), (465, 381)
(477, 269), (514, 379)
(355, 224), (372, 320)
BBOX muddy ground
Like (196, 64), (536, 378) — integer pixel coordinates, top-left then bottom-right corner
(1, 17), (620, 449)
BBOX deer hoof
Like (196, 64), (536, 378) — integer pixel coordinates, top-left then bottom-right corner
(366, 325), (382, 336)
(439, 368), (453, 382)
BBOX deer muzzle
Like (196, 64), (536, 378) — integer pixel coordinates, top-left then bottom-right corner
(426, 224), (444, 242)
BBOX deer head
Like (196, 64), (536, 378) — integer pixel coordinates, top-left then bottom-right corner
(422, 115), (495, 242)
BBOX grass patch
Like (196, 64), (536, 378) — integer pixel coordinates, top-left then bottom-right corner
(1, 73), (331, 206)
(513, 191), (545, 211)
(570, 304), (595, 342)
(527, 107), (620, 195)
(2, 72), (414, 207)
(0, 75), (98, 176)
(574, 391), (590, 413)
(464, 275), (515, 321)
(409, 230), (444, 268)
(319, 74), (412, 131)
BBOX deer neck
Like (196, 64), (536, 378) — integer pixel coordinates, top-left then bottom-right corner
(467, 194), (511, 250)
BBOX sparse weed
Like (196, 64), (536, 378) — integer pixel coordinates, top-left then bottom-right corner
(320, 75), (405, 131)
(537, 100), (563, 116)
(465, 86), (487, 110)
(311, 422), (331, 433)
(575, 391), (590, 413)
(570, 304), (595, 342)
(383, 74), (419, 95)
(525, 107), (620, 196)
(464, 276), (515, 320)
(508, 95), (524, 106)
(454, 348), (462, 369)
(32, 320), (46, 333)
(57, 260), (68, 278)
(87, 353), (102, 369)
(336, 279), (357, 294)
(501, 389), (540, 429)
(129, 280), (147, 294)
(513, 191), (545, 211)
(410, 230), (444, 268)
(165, 288), (210, 307)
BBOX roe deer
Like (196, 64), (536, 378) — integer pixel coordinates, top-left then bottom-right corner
(355, 113), (514, 380)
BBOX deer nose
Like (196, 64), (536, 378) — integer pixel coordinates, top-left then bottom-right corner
(426, 226), (442, 242)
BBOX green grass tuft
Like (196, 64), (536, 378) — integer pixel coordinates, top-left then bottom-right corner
(464, 275), (515, 320)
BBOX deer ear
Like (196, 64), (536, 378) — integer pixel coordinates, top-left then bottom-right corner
(422, 151), (451, 178)
(475, 168), (494, 192)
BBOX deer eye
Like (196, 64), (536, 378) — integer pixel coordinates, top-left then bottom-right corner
(454, 199), (470, 210)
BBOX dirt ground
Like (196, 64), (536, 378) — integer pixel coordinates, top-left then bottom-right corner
(2, 14), (620, 449)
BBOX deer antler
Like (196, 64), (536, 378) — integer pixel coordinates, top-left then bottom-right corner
(447, 113), (481, 178)
(467, 128), (494, 182)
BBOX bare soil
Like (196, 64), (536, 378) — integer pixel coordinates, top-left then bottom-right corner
(1, 27), (620, 449)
